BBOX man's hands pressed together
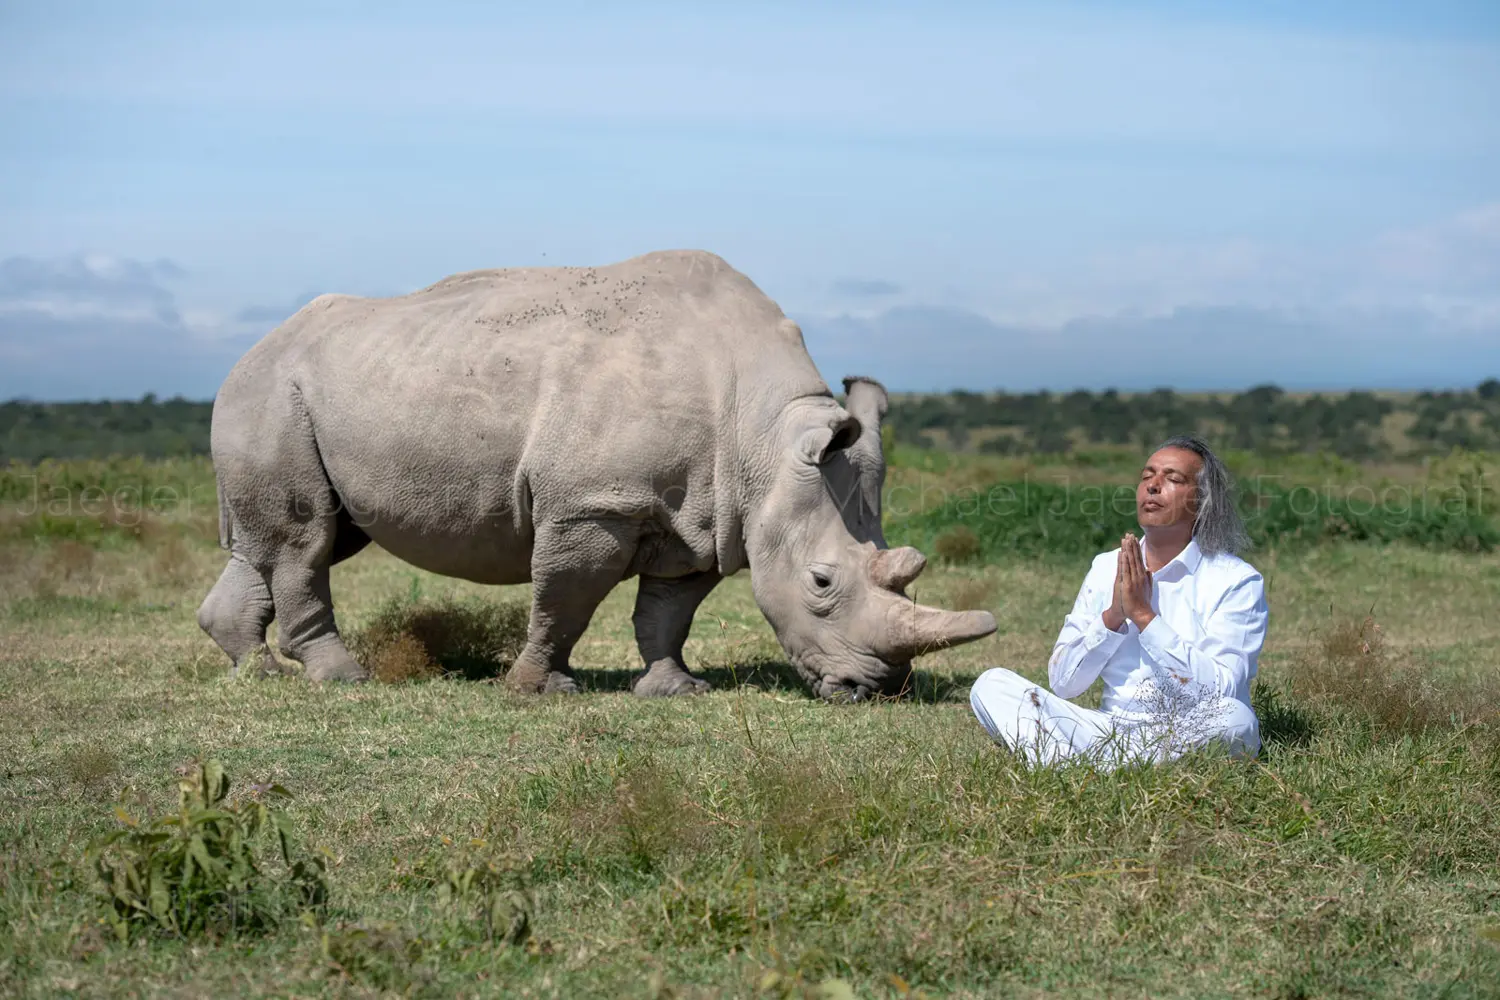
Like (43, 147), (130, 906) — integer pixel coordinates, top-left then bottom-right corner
(1102, 533), (1156, 633)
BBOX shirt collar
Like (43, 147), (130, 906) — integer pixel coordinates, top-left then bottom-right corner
(1145, 537), (1203, 577)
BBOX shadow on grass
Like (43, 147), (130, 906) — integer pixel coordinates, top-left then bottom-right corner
(897, 669), (983, 705)
(573, 660), (980, 704)
(342, 591), (980, 703)
(572, 659), (804, 695)
(1252, 680), (1318, 749)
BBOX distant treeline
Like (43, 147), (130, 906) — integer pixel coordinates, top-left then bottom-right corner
(3, 381), (1499, 462)
(1, 394), (213, 463)
(887, 380), (1500, 460)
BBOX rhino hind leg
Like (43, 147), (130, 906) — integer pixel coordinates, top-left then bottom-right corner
(631, 571), (718, 697)
(271, 504), (371, 681)
(205, 381), (369, 683)
(505, 519), (638, 695)
(269, 558), (367, 682)
(197, 552), (278, 677)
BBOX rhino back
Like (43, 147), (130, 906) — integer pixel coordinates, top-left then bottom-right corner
(219, 250), (826, 582)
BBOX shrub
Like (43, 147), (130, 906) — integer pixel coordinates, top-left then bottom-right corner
(85, 760), (328, 940)
(346, 594), (529, 683)
(1245, 484), (1497, 553)
(887, 482), (1139, 560)
(367, 632), (443, 685)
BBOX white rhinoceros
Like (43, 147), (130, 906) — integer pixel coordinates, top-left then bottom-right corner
(197, 250), (995, 699)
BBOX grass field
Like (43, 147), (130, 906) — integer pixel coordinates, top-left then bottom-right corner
(2, 453), (1500, 998)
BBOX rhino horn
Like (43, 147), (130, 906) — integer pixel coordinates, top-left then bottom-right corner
(869, 546), (928, 593)
(883, 601), (997, 660)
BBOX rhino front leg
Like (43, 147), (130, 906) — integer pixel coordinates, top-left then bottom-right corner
(632, 571), (719, 697)
(505, 519), (636, 695)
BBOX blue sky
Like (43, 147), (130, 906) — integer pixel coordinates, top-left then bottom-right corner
(2, 0), (1498, 399)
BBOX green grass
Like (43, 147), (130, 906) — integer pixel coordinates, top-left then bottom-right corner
(2, 457), (1500, 997)
(888, 478), (1498, 561)
(0, 456), (217, 506)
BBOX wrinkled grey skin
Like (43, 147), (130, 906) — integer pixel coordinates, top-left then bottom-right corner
(198, 250), (995, 699)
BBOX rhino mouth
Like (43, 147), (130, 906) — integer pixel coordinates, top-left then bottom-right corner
(798, 650), (916, 702)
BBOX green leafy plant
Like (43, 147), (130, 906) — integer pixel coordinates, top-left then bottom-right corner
(434, 837), (534, 946)
(390, 834), (537, 948)
(85, 759), (328, 940)
(756, 960), (857, 1000)
(317, 919), (431, 991)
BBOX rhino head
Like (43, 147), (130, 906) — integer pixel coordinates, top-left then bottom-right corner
(745, 376), (996, 700)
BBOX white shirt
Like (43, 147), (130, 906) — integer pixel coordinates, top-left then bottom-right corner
(1047, 538), (1268, 723)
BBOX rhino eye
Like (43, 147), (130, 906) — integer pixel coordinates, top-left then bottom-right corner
(811, 570), (832, 590)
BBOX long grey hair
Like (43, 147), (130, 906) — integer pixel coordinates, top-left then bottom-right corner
(1153, 434), (1250, 556)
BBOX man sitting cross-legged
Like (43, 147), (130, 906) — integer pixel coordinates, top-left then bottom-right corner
(969, 435), (1266, 768)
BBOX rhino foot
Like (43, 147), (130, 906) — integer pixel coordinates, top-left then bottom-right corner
(231, 644), (285, 680)
(544, 671), (581, 694)
(633, 660), (712, 697)
(305, 656), (369, 683)
(281, 633), (369, 683)
(505, 656), (581, 695)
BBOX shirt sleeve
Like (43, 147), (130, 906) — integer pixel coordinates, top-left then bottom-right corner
(1048, 557), (1130, 699)
(1136, 572), (1268, 699)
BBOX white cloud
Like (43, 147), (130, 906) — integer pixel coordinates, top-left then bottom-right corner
(6, 203), (1500, 400)
(791, 202), (1500, 391)
(0, 253), (258, 399)
(0, 253), (184, 321)
(816, 202), (1500, 331)
(1367, 203), (1500, 302)
(799, 302), (1500, 394)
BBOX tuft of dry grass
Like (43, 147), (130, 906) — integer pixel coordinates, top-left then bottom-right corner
(7, 540), (101, 601)
(59, 743), (118, 787)
(573, 756), (715, 870)
(345, 595), (529, 683)
(1320, 612), (1387, 662)
(147, 533), (195, 587)
(367, 632), (443, 685)
(932, 524), (981, 564)
(744, 752), (856, 860)
(1292, 612), (1500, 734)
(948, 575), (996, 612)
(49, 540), (97, 583)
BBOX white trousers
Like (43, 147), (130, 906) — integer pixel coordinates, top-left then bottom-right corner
(969, 667), (1261, 769)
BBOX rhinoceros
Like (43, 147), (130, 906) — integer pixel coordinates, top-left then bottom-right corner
(197, 249), (996, 699)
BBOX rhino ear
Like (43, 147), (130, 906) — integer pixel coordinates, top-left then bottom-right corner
(838, 377), (890, 541)
(842, 377), (889, 462)
(794, 410), (863, 466)
(841, 376), (889, 430)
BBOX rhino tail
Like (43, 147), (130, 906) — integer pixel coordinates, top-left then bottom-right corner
(216, 475), (232, 551)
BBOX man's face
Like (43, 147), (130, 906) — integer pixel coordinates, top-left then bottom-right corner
(1136, 447), (1202, 529)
